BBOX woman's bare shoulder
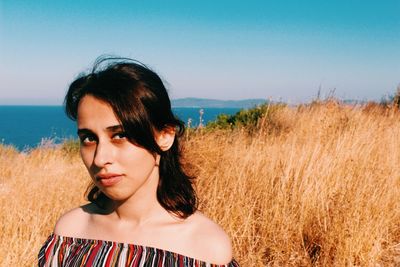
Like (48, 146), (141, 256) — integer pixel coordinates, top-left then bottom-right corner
(53, 203), (96, 236)
(184, 211), (233, 264)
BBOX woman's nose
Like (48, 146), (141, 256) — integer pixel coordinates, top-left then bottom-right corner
(93, 141), (113, 167)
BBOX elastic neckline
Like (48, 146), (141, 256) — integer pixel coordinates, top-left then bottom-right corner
(50, 233), (236, 266)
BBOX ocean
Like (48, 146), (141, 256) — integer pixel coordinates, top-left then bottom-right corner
(0, 106), (240, 150)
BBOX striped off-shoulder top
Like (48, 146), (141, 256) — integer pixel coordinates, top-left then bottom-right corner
(38, 233), (240, 267)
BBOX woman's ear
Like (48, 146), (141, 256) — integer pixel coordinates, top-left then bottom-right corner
(156, 126), (176, 151)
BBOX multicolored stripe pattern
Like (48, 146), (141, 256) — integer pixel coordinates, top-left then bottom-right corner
(38, 233), (240, 267)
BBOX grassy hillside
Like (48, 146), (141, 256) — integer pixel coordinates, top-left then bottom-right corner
(1, 100), (399, 266)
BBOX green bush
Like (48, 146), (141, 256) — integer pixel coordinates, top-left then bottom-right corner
(393, 85), (400, 108)
(206, 102), (286, 130)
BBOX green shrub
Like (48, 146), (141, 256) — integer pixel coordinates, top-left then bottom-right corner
(206, 102), (286, 130)
(393, 85), (400, 108)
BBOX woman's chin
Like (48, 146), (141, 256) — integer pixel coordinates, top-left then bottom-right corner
(101, 190), (131, 203)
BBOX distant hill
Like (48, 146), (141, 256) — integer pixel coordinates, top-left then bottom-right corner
(171, 97), (267, 108)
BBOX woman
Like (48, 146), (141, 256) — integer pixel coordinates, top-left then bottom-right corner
(38, 57), (239, 267)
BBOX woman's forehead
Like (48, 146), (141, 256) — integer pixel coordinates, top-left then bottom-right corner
(77, 95), (120, 129)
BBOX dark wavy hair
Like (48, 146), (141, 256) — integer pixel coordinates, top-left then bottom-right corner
(64, 57), (197, 219)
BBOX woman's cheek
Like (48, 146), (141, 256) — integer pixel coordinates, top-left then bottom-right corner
(80, 148), (95, 172)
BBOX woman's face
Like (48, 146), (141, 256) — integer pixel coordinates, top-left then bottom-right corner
(76, 95), (159, 201)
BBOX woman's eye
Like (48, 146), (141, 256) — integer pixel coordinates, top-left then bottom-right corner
(113, 132), (127, 140)
(80, 135), (96, 144)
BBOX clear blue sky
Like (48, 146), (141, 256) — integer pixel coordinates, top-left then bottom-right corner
(1, 0), (399, 104)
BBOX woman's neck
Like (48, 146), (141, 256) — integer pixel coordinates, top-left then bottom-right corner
(103, 166), (174, 227)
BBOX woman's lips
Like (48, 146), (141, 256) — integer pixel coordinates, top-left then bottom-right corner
(96, 174), (123, 187)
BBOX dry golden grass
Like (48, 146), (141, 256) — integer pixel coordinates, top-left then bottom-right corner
(1, 101), (399, 266)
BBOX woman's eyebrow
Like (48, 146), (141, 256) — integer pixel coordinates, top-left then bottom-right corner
(77, 125), (123, 135)
(77, 128), (92, 135)
(105, 125), (123, 132)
